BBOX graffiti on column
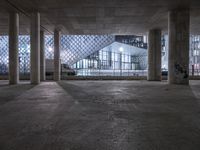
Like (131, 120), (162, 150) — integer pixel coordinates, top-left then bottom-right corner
(174, 63), (188, 79)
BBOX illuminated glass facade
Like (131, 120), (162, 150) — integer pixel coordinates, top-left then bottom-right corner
(70, 42), (147, 76)
(0, 35), (200, 77)
(190, 35), (200, 75)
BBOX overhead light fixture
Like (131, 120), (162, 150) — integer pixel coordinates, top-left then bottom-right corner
(48, 47), (53, 52)
(119, 47), (124, 52)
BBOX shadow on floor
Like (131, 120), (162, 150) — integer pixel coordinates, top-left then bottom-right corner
(0, 81), (36, 105)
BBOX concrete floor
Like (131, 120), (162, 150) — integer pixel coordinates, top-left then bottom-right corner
(0, 80), (200, 150)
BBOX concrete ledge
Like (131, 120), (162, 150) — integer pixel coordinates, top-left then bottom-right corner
(61, 76), (147, 80)
(0, 75), (8, 80)
(0, 74), (30, 80)
(1, 75), (200, 81)
(189, 76), (200, 80)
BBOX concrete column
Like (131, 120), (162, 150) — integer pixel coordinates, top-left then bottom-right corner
(9, 12), (19, 85)
(168, 10), (190, 84)
(40, 30), (45, 81)
(54, 29), (61, 81)
(30, 12), (40, 84)
(147, 29), (162, 81)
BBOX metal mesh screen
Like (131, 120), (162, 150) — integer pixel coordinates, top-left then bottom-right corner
(60, 35), (115, 65)
(45, 35), (54, 59)
(19, 36), (30, 74)
(0, 36), (8, 75)
(0, 36), (31, 75)
(133, 55), (147, 70)
(0, 35), (115, 75)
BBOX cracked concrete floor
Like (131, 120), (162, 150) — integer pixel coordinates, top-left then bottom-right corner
(0, 80), (200, 150)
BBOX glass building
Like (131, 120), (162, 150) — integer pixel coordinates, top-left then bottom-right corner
(0, 34), (200, 78)
(70, 41), (147, 76)
(190, 35), (200, 75)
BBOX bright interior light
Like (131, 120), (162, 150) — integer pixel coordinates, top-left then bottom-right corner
(48, 47), (53, 52)
(119, 47), (124, 52)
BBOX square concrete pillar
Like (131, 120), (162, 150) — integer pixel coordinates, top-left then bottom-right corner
(147, 29), (162, 81)
(54, 29), (61, 81)
(9, 12), (19, 85)
(40, 30), (45, 81)
(30, 12), (40, 84)
(168, 10), (190, 85)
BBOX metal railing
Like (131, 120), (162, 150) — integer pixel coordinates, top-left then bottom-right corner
(62, 69), (147, 77)
(189, 69), (200, 76)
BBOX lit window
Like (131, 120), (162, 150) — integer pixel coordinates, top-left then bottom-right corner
(193, 50), (200, 56)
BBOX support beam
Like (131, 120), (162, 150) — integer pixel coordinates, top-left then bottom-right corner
(40, 30), (45, 81)
(54, 29), (61, 81)
(30, 12), (40, 84)
(147, 29), (162, 81)
(9, 12), (19, 85)
(168, 10), (190, 85)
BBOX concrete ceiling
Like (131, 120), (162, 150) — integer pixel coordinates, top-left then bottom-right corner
(0, 0), (200, 35)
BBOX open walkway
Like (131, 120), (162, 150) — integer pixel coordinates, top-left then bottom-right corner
(0, 80), (200, 150)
